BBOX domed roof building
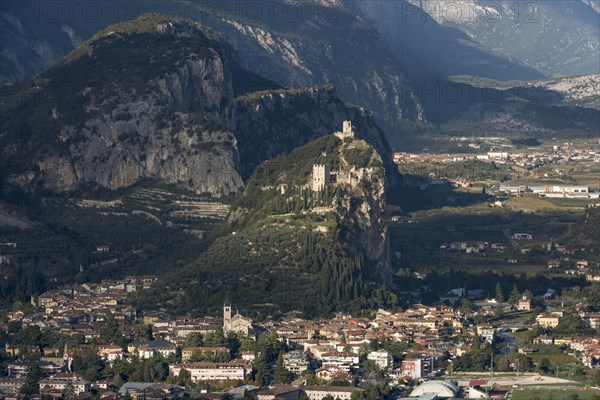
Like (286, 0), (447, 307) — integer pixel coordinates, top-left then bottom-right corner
(410, 380), (459, 398)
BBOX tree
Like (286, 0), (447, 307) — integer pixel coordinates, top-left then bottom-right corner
(72, 349), (105, 382)
(177, 368), (189, 386)
(458, 298), (472, 313)
(183, 332), (203, 348)
(554, 313), (587, 335)
(135, 322), (153, 341)
(63, 381), (76, 400)
(227, 332), (241, 359)
(538, 358), (551, 374)
(472, 334), (481, 352)
(253, 351), (272, 387)
(508, 285), (521, 304)
(301, 370), (318, 385)
(362, 360), (380, 380)
(19, 383), (38, 395)
(23, 363), (43, 392)
(351, 391), (367, 400)
(204, 328), (226, 347)
(112, 373), (125, 390)
(594, 369), (600, 386)
(495, 282), (504, 302)
(273, 352), (293, 384)
(100, 316), (122, 345)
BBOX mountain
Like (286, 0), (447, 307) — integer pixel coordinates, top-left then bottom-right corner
(0, 14), (402, 309)
(135, 133), (396, 317)
(414, 76), (600, 138)
(0, 0), (423, 138)
(453, 74), (600, 109)
(346, 0), (599, 80)
(0, 14), (398, 197)
(1, 14), (250, 195)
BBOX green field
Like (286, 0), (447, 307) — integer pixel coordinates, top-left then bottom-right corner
(528, 353), (579, 367)
(512, 388), (599, 399)
(507, 197), (561, 212)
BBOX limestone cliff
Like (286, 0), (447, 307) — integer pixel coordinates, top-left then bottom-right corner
(1, 15), (246, 196)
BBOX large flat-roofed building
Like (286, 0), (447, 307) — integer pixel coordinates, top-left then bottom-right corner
(169, 361), (251, 382)
(302, 386), (363, 400)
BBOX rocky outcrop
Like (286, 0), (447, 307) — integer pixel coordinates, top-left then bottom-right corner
(233, 86), (401, 189)
(156, 133), (394, 315)
(335, 141), (391, 284)
(3, 16), (245, 196)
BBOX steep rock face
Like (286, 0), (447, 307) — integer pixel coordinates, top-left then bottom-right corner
(1, 14), (400, 199)
(2, 15), (246, 196)
(336, 151), (391, 285)
(206, 0), (424, 134)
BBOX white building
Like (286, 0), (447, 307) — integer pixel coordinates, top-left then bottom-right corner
(303, 386), (363, 400)
(39, 373), (89, 395)
(367, 350), (393, 369)
(127, 341), (176, 359)
(411, 381), (458, 399)
(320, 351), (359, 371)
(487, 151), (509, 160)
(477, 324), (495, 343)
(499, 185), (527, 194)
(169, 361), (251, 382)
(283, 351), (309, 373)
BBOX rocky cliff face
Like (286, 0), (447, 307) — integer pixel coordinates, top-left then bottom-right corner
(335, 141), (391, 285)
(1, 15), (246, 196)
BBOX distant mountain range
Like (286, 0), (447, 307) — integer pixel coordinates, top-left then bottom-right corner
(346, 0), (599, 79)
(3, 0), (597, 85)
(2, 0), (599, 142)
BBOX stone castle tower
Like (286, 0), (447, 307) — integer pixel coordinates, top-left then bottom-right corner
(312, 164), (330, 192)
(334, 120), (355, 140)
